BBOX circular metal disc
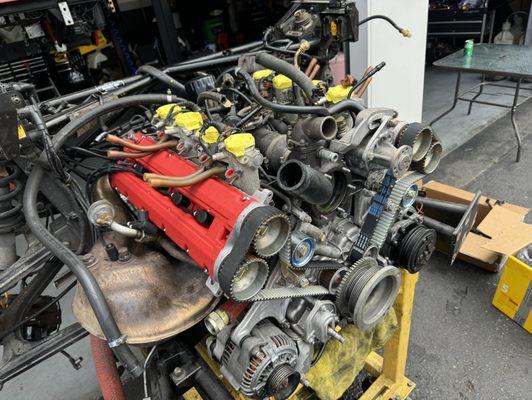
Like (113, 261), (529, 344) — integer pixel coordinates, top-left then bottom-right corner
(72, 245), (218, 345)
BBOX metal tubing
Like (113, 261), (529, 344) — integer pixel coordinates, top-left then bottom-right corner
(467, 76), (485, 115)
(511, 79), (522, 162)
(430, 72), (461, 125)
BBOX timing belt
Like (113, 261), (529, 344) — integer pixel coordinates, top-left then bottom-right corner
(370, 172), (423, 249)
(350, 171), (422, 261)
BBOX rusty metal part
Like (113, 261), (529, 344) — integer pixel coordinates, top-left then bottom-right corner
(304, 58), (318, 76)
(90, 334), (126, 400)
(92, 176), (128, 225)
(340, 74), (355, 87)
(106, 150), (152, 159)
(106, 134), (177, 152)
(72, 243), (219, 345)
(146, 167), (227, 188)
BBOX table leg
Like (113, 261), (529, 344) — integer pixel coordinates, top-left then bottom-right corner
(511, 79), (522, 162)
(430, 72), (461, 125)
(467, 78), (485, 115)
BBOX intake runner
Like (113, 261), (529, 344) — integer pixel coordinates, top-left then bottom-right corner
(110, 134), (290, 301)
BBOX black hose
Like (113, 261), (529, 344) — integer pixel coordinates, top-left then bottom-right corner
(357, 15), (405, 35)
(23, 167), (143, 377)
(137, 65), (187, 96)
(256, 52), (316, 100)
(268, 118), (289, 134)
(236, 69), (329, 116)
(222, 87), (253, 105)
(327, 99), (365, 115)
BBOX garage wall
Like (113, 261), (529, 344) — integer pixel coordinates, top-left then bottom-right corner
(349, 0), (429, 121)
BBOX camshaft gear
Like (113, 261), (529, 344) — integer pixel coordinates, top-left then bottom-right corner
(252, 213), (290, 258)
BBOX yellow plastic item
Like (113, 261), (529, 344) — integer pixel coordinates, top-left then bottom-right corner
(492, 255), (532, 333)
(174, 111), (203, 131)
(17, 125), (26, 139)
(272, 74), (293, 90)
(155, 104), (182, 119)
(326, 84), (352, 103)
(312, 80), (328, 92)
(252, 69), (274, 80)
(224, 133), (255, 157)
(202, 126), (219, 144)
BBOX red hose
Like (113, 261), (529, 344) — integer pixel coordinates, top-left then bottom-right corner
(89, 334), (126, 400)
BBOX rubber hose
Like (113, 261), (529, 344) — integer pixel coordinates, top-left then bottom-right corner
(236, 69), (329, 116)
(106, 135), (178, 151)
(90, 334), (126, 400)
(137, 65), (187, 96)
(197, 91), (230, 108)
(327, 99), (365, 115)
(146, 167), (226, 187)
(23, 167), (143, 377)
(256, 52), (316, 100)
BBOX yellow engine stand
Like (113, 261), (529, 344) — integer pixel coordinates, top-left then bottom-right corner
(190, 270), (418, 400)
(360, 270), (418, 400)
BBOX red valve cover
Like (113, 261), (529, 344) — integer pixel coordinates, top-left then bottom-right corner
(110, 134), (256, 277)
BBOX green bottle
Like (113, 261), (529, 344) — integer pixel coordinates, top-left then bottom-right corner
(464, 39), (474, 57)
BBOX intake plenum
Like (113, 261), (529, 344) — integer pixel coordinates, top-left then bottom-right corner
(277, 160), (333, 205)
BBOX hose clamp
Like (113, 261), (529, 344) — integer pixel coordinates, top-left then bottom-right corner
(108, 335), (127, 348)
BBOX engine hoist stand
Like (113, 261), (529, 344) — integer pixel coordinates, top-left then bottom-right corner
(360, 270), (418, 400)
(190, 270), (418, 400)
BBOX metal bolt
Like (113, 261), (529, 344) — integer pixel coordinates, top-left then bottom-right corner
(173, 367), (184, 379)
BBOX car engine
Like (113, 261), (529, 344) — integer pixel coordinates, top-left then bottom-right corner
(0, 2), (453, 399)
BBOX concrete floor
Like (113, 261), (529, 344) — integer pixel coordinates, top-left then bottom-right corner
(1, 69), (531, 400)
(408, 99), (532, 399)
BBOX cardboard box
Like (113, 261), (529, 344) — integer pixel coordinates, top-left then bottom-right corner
(492, 256), (532, 334)
(421, 181), (531, 272)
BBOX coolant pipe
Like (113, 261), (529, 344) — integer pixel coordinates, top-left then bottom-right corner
(256, 52), (316, 100)
(90, 334), (126, 400)
(292, 116), (338, 141)
(146, 166), (227, 188)
(106, 135), (178, 152)
(277, 160), (333, 205)
(143, 168), (206, 181)
(107, 150), (152, 159)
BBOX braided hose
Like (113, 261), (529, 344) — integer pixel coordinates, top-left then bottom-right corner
(90, 334), (126, 400)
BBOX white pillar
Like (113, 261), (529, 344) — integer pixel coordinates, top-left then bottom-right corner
(349, 0), (429, 122)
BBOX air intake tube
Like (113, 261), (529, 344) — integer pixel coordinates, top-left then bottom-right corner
(277, 160), (333, 205)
